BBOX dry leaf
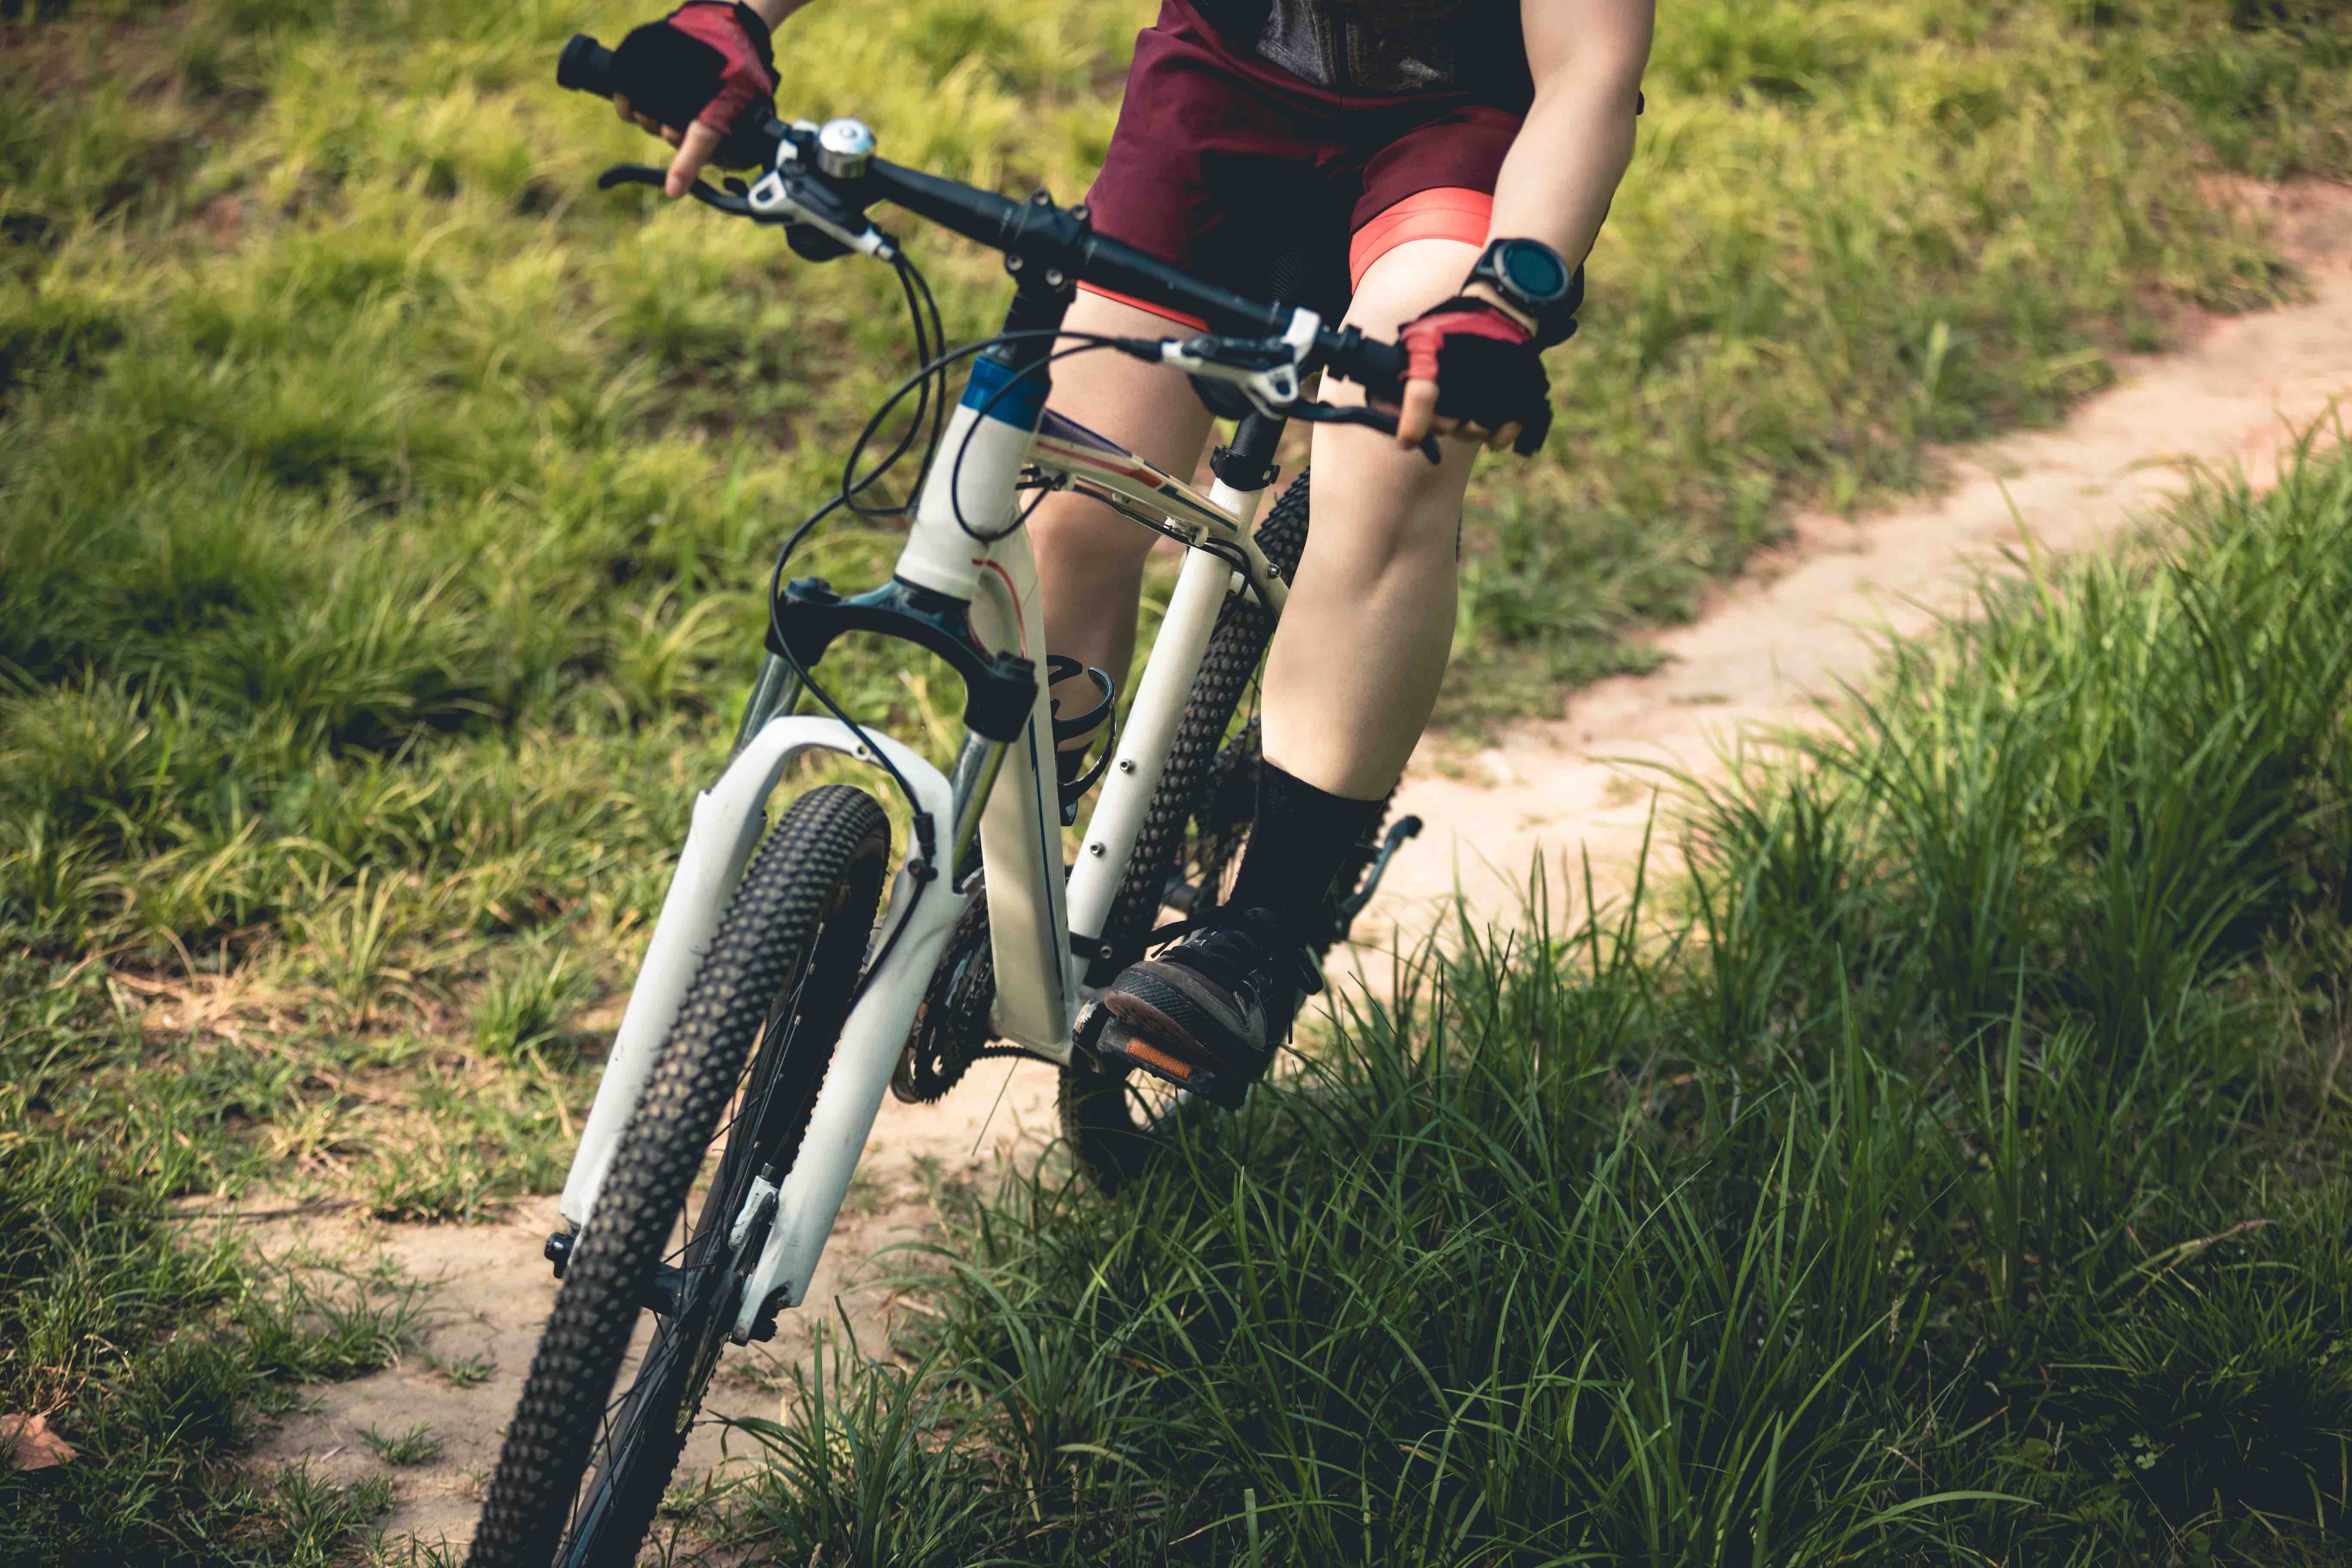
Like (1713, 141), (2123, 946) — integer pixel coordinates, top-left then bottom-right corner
(2, 1412), (79, 1470)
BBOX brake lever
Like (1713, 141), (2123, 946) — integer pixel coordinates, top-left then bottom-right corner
(596, 165), (763, 218)
(1296, 401), (1442, 467)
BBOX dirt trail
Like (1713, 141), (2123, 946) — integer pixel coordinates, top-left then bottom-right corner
(1369, 181), (2352, 943)
(253, 1074), (1066, 1552)
(262, 181), (2352, 1554)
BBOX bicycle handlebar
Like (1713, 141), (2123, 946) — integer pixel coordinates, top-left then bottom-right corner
(555, 34), (1412, 399)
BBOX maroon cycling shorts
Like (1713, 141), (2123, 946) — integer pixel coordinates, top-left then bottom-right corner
(1081, 0), (1522, 328)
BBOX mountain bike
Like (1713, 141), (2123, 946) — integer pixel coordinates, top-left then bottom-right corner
(464, 37), (1429, 1568)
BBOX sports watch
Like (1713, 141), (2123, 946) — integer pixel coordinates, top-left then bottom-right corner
(1467, 237), (1583, 348)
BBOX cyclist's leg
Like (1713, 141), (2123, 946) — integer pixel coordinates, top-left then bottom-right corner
(1260, 234), (1484, 798)
(1092, 238), (1484, 1102)
(1029, 289), (1219, 698)
(1088, 77), (1522, 1100)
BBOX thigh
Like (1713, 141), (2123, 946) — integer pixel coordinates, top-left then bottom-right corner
(1350, 103), (1522, 242)
(1306, 236), (1485, 538)
(1306, 97), (1519, 527)
(1044, 289), (1220, 484)
(1084, 13), (1355, 318)
(1027, 290), (1220, 584)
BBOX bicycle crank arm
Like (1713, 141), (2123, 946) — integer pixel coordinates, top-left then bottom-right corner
(1331, 815), (1423, 942)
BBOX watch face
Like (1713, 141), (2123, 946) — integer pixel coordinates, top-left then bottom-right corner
(1498, 240), (1569, 303)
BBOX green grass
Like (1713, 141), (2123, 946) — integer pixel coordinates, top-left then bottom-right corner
(719, 435), (2352, 1562)
(359, 1423), (444, 1466)
(4, 0), (2352, 1005)
(0, 959), (429, 1565)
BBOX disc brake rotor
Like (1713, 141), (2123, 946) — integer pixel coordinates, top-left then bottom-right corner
(893, 887), (993, 1103)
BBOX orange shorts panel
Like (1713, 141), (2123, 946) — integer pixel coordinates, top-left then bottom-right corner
(1348, 187), (1492, 290)
(1073, 282), (1210, 332)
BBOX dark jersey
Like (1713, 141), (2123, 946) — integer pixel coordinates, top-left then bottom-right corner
(1183, 0), (1531, 103)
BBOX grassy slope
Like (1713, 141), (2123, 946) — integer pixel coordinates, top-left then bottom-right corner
(0, 960), (431, 1564)
(6, 0), (2352, 984)
(733, 435), (2352, 1565)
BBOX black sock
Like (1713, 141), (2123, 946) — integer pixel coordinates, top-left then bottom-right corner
(1224, 760), (1387, 939)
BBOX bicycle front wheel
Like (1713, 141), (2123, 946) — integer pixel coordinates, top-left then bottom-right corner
(468, 785), (890, 1568)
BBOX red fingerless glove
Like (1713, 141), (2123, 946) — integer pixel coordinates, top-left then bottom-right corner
(611, 2), (778, 167)
(1396, 298), (1554, 457)
(1400, 300), (1531, 385)
(665, 1), (775, 138)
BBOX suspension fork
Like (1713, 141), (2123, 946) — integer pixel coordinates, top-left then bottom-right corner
(728, 653), (803, 763)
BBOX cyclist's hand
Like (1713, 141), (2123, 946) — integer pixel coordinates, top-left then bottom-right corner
(1389, 295), (1554, 456)
(607, 1), (778, 198)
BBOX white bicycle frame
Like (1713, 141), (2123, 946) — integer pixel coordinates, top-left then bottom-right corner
(554, 340), (1296, 1335)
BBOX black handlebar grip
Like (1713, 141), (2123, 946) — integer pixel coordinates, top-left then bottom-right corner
(1348, 336), (1410, 404)
(557, 34), (616, 97)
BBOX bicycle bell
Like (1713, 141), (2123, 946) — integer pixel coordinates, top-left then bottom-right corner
(815, 119), (876, 179)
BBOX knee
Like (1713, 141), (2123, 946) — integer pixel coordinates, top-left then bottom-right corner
(1304, 485), (1461, 588)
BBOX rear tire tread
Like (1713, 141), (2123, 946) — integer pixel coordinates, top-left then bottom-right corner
(1061, 473), (1386, 1188)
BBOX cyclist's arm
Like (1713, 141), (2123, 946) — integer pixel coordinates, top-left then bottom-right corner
(1465, 0), (1652, 322)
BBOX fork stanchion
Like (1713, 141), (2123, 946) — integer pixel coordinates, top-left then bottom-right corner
(947, 732), (1012, 888)
(727, 652), (803, 763)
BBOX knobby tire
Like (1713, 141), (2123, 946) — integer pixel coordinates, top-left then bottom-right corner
(468, 785), (890, 1568)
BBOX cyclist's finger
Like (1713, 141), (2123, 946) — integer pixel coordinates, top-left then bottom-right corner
(615, 96), (670, 141)
(1396, 378), (1440, 449)
(665, 122), (723, 199)
(1485, 421), (1522, 453)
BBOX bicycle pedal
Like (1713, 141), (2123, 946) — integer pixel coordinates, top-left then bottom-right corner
(1094, 1016), (1191, 1083)
(1096, 1017), (1249, 1111)
(1069, 998), (1114, 1061)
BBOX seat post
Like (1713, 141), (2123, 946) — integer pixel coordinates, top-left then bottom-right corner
(1211, 409), (1288, 494)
